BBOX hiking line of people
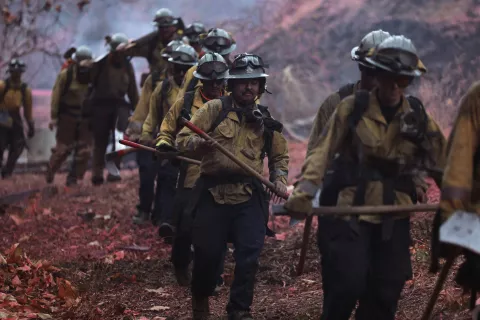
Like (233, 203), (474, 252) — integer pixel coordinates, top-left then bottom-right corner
(0, 5), (479, 320)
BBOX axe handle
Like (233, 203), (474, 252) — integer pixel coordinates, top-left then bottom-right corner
(421, 256), (455, 320)
(119, 139), (201, 165)
(273, 203), (438, 216)
(297, 215), (313, 276)
(180, 118), (288, 199)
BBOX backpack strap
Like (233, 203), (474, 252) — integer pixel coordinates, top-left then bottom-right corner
(180, 91), (196, 121)
(405, 95), (428, 142)
(157, 78), (170, 125)
(338, 83), (355, 101)
(151, 70), (161, 92)
(20, 83), (27, 107)
(186, 77), (199, 93)
(209, 95), (233, 133)
(62, 65), (74, 98)
(347, 90), (370, 131)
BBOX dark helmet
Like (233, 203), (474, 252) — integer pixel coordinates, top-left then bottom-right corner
(364, 35), (427, 77)
(153, 8), (178, 28)
(185, 22), (206, 44)
(193, 52), (229, 80)
(72, 45), (93, 62)
(162, 40), (186, 59)
(108, 33), (129, 51)
(227, 53), (268, 93)
(202, 28), (236, 56)
(168, 44), (198, 66)
(351, 29), (391, 68)
(8, 59), (26, 73)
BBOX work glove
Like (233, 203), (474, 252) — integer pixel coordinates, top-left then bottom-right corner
(138, 136), (154, 147)
(125, 121), (142, 142)
(48, 119), (57, 131)
(27, 121), (35, 138)
(156, 140), (178, 152)
(284, 181), (316, 220)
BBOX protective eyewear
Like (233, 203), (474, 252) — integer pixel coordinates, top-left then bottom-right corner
(197, 61), (228, 76)
(186, 24), (205, 35)
(155, 17), (175, 26)
(377, 71), (414, 89)
(375, 49), (419, 72)
(170, 52), (196, 64)
(232, 54), (265, 69)
(203, 36), (231, 48)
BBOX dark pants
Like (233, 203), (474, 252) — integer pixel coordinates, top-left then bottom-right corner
(172, 188), (226, 285)
(0, 123), (25, 177)
(136, 150), (177, 223)
(191, 192), (265, 314)
(317, 217), (412, 320)
(92, 106), (117, 181)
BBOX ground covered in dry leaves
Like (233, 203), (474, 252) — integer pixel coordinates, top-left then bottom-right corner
(0, 143), (475, 320)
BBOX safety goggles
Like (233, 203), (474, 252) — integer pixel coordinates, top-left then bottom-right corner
(186, 24), (204, 35)
(155, 17), (176, 27)
(169, 52), (196, 64)
(203, 36), (232, 48)
(377, 71), (414, 89)
(231, 54), (265, 69)
(374, 49), (419, 72)
(197, 61), (228, 76)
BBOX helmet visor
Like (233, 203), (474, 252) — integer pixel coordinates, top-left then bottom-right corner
(170, 52), (196, 64)
(155, 16), (176, 27)
(203, 36), (231, 48)
(197, 61), (228, 76)
(232, 54), (264, 69)
(375, 49), (419, 72)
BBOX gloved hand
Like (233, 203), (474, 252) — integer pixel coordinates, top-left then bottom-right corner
(284, 188), (314, 220)
(138, 136), (154, 147)
(48, 119), (57, 131)
(156, 140), (178, 152)
(274, 181), (288, 197)
(125, 121), (142, 142)
(27, 122), (35, 138)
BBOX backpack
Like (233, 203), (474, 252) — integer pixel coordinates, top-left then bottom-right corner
(61, 64), (74, 97)
(0, 79), (27, 107)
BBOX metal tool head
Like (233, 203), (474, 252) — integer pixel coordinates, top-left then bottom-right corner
(105, 158), (120, 177)
(440, 210), (480, 255)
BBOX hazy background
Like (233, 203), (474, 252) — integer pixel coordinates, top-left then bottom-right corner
(2, 0), (480, 137)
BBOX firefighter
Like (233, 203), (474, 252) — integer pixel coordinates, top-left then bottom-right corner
(284, 36), (447, 320)
(89, 33), (139, 186)
(132, 45), (198, 233)
(155, 52), (228, 286)
(121, 8), (184, 85)
(61, 47), (77, 71)
(47, 46), (94, 186)
(431, 81), (480, 311)
(307, 29), (391, 157)
(0, 59), (34, 178)
(177, 53), (289, 320)
(176, 28), (236, 99)
(184, 22), (207, 58)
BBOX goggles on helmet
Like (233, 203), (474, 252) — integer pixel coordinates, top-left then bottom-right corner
(203, 36), (232, 48)
(374, 49), (419, 72)
(169, 51), (196, 64)
(197, 61), (228, 76)
(155, 16), (175, 26)
(231, 54), (265, 69)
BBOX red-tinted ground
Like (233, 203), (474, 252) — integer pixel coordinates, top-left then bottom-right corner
(0, 143), (474, 320)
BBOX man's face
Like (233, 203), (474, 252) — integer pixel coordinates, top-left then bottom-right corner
(376, 71), (413, 106)
(172, 63), (190, 86)
(231, 78), (260, 106)
(202, 79), (225, 99)
(9, 70), (22, 81)
(159, 26), (177, 41)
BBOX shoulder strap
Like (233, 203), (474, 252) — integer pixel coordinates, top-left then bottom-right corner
(62, 65), (74, 97)
(186, 77), (199, 93)
(182, 91), (196, 116)
(338, 83), (355, 101)
(0, 79), (10, 103)
(157, 78), (170, 123)
(151, 70), (161, 92)
(147, 35), (159, 65)
(209, 95), (233, 133)
(348, 90), (370, 130)
(20, 83), (27, 107)
(406, 95), (429, 142)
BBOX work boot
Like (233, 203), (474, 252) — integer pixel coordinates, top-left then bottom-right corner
(174, 267), (191, 287)
(229, 311), (254, 320)
(106, 173), (122, 183)
(192, 295), (209, 320)
(132, 209), (150, 225)
(91, 176), (104, 186)
(158, 222), (175, 243)
(45, 166), (54, 184)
